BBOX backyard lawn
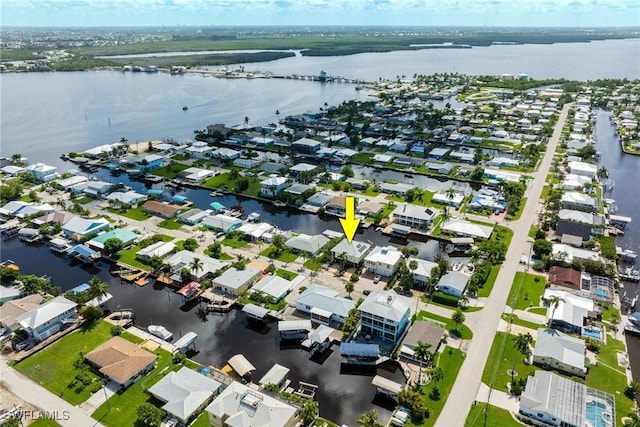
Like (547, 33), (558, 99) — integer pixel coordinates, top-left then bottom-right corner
(481, 332), (536, 393)
(276, 268), (298, 281)
(149, 163), (190, 178)
(119, 206), (152, 221)
(191, 413), (210, 427)
(261, 247), (298, 263)
(465, 404), (521, 427)
(15, 321), (115, 405)
(117, 234), (174, 270)
(417, 310), (473, 340)
(157, 217), (183, 230)
(221, 236), (248, 248)
(506, 272), (547, 310)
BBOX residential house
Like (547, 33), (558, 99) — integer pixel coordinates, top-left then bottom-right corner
(62, 217), (110, 240)
(392, 204), (437, 230)
(357, 201), (384, 217)
(205, 381), (297, 427)
(104, 190), (147, 207)
(556, 209), (604, 240)
(137, 154), (164, 171)
(561, 174), (592, 191)
(164, 251), (229, 282)
(201, 214), (243, 234)
(56, 175), (88, 191)
(331, 238), (372, 266)
(148, 367), (222, 424)
(84, 336), (157, 389)
(136, 241), (176, 262)
(364, 246), (402, 277)
(186, 141), (214, 159)
(0, 294), (45, 330)
(88, 228), (139, 251)
(441, 219), (493, 240)
(533, 328), (586, 377)
(81, 181), (113, 198)
(31, 210), (78, 227)
(408, 258), (438, 287)
(325, 195), (350, 217)
(285, 234), (329, 257)
(568, 161), (597, 180)
(380, 182), (413, 195)
(25, 163), (58, 182)
(552, 243), (603, 264)
(252, 275), (294, 303)
(544, 289), (597, 336)
(182, 167), (216, 184)
(289, 163), (317, 178)
(260, 176), (289, 198)
(548, 266), (582, 293)
(295, 285), (355, 326)
(436, 271), (471, 298)
(291, 137), (321, 155)
(561, 192), (598, 213)
(142, 200), (183, 218)
(213, 266), (262, 296)
(15, 296), (77, 341)
(212, 147), (241, 161)
(399, 320), (445, 362)
(359, 291), (411, 342)
(177, 208), (212, 226)
(428, 147), (449, 160)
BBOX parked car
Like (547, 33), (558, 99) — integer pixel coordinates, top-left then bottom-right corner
(373, 275), (381, 284)
(363, 289), (372, 296)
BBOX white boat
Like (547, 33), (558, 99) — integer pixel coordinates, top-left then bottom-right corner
(621, 250), (637, 263)
(148, 325), (173, 341)
(247, 212), (260, 222)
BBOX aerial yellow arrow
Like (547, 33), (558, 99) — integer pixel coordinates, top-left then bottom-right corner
(339, 196), (360, 243)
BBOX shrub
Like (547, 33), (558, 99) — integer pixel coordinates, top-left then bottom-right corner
(431, 291), (460, 307)
(110, 325), (124, 336)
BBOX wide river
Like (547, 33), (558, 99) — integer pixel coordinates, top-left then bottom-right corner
(1, 38), (640, 422)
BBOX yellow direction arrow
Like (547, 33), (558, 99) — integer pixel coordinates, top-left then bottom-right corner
(339, 196), (360, 243)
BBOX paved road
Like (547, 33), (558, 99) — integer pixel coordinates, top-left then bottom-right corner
(435, 103), (572, 427)
(0, 362), (104, 427)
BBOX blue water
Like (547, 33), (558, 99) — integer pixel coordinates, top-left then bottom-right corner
(583, 328), (602, 340)
(594, 287), (608, 299)
(585, 400), (613, 427)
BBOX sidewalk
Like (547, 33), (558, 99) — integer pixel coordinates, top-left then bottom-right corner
(475, 382), (520, 412)
(0, 362), (103, 427)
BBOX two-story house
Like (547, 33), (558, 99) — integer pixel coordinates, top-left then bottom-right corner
(364, 246), (403, 277)
(359, 291), (411, 342)
(25, 163), (58, 183)
(16, 296), (77, 341)
(260, 176), (289, 198)
(392, 203), (437, 230)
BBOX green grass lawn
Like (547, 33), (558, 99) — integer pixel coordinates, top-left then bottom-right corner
(385, 190), (437, 209)
(417, 310), (473, 340)
(276, 268), (298, 281)
(191, 413), (210, 427)
(509, 197), (527, 221)
(501, 314), (544, 330)
(157, 217), (183, 230)
(477, 265), (500, 298)
(74, 197), (94, 205)
(506, 272), (547, 310)
(528, 307), (547, 315)
(361, 187), (380, 197)
(28, 420), (63, 427)
(221, 237), (248, 248)
(260, 247), (298, 263)
(426, 297), (483, 312)
(465, 403), (521, 427)
(303, 258), (323, 271)
(352, 153), (374, 164)
(204, 248), (234, 260)
(119, 206), (153, 221)
(117, 234), (174, 270)
(14, 321), (114, 405)
(407, 347), (466, 427)
(150, 163), (190, 178)
(528, 225), (538, 239)
(481, 332), (536, 393)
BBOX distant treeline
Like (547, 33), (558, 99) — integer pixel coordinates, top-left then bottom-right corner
(109, 51), (295, 67)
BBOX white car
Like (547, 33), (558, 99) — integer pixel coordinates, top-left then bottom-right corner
(373, 275), (381, 284)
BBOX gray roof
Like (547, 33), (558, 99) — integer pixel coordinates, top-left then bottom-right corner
(359, 291), (411, 323)
(213, 266), (262, 290)
(331, 238), (372, 259)
(285, 234), (329, 254)
(533, 328), (586, 371)
(558, 209), (599, 225)
(520, 371), (585, 426)
(402, 320), (445, 350)
(148, 367), (221, 422)
(437, 271), (470, 293)
(393, 203), (437, 221)
(296, 285), (355, 318)
(16, 296), (76, 330)
(258, 364), (290, 387)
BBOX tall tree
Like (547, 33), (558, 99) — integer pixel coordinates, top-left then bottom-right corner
(547, 295), (565, 326)
(356, 410), (383, 427)
(413, 340), (433, 385)
(514, 332), (533, 359)
(87, 276), (109, 304)
(189, 257), (204, 280)
(451, 308), (465, 333)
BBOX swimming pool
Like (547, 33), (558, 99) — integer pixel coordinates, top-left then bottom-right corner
(583, 328), (602, 340)
(594, 287), (608, 299)
(586, 400), (613, 427)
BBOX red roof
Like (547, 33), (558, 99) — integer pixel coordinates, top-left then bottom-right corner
(177, 281), (200, 297)
(548, 266), (581, 290)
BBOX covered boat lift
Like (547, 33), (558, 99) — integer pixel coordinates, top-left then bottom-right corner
(302, 325), (335, 354)
(242, 303), (270, 321)
(340, 342), (380, 365)
(372, 375), (404, 397)
(278, 320), (312, 341)
(177, 281), (201, 302)
(173, 331), (197, 353)
(258, 363), (290, 390)
(228, 354), (256, 378)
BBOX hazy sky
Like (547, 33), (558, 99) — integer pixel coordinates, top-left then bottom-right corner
(2, 0), (640, 27)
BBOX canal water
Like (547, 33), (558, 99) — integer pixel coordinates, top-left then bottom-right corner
(594, 109), (640, 388)
(0, 237), (405, 425)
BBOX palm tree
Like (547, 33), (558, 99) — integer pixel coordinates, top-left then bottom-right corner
(338, 252), (348, 273)
(275, 109), (281, 123)
(300, 400), (318, 426)
(547, 295), (565, 326)
(189, 257), (204, 280)
(458, 294), (469, 308)
(451, 309), (465, 334)
(514, 332), (533, 358)
(623, 412), (640, 427)
(356, 410), (383, 427)
(345, 281), (354, 297)
(597, 166), (609, 181)
(87, 277), (109, 304)
(271, 234), (286, 256)
(244, 116), (250, 128)
(413, 340), (433, 385)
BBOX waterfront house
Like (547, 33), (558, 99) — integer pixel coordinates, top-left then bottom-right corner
(148, 367), (221, 425)
(182, 167), (216, 184)
(432, 191), (465, 208)
(518, 371), (614, 427)
(548, 266), (583, 293)
(442, 219), (493, 240)
(561, 174), (592, 191)
(544, 289), (597, 335)
(142, 200), (183, 219)
(136, 241), (176, 262)
(62, 217), (110, 240)
(136, 154), (164, 171)
(568, 161), (597, 180)
(359, 291), (411, 342)
(88, 228), (139, 251)
(289, 162), (318, 177)
(176, 208), (212, 226)
(295, 285), (355, 326)
(325, 195), (350, 217)
(392, 204), (437, 230)
(284, 183), (312, 196)
(285, 234), (329, 257)
(380, 182), (413, 195)
(31, 210), (78, 227)
(533, 328), (586, 378)
(258, 364), (290, 390)
(165, 251), (229, 282)
(428, 147), (449, 160)
(213, 266), (262, 296)
(357, 201), (384, 217)
(408, 258), (438, 287)
(399, 320), (445, 363)
(291, 137), (321, 155)
(205, 380), (297, 427)
(0, 294), (44, 330)
(301, 193), (333, 212)
(561, 192), (598, 213)
(252, 275), (294, 303)
(85, 336), (157, 389)
(186, 141), (214, 159)
(201, 214), (243, 234)
(556, 209), (604, 240)
(25, 163), (58, 183)
(212, 147), (241, 161)
(237, 222), (274, 242)
(56, 175), (89, 191)
(104, 190), (147, 207)
(331, 238), (372, 266)
(373, 153), (393, 164)
(364, 246), (402, 277)
(0, 201), (30, 218)
(16, 296), (77, 341)
(436, 271), (471, 298)
(0, 165), (25, 177)
(259, 176), (289, 198)
(552, 243), (603, 264)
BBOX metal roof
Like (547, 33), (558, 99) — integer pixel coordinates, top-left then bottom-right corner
(228, 354), (256, 377)
(242, 304), (270, 320)
(371, 375), (404, 394)
(340, 342), (379, 357)
(278, 320), (312, 332)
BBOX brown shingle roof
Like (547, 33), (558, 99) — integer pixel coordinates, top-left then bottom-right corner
(0, 294), (45, 327)
(402, 320), (445, 350)
(548, 266), (581, 291)
(85, 336), (157, 384)
(142, 200), (182, 216)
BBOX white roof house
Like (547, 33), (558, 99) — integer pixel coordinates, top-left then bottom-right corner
(436, 271), (471, 298)
(544, 289), (595, 334)
(252, 275), (294, 302)
(285, 234), (330, 256)
(165, 251), (229, 281)
(136, 241), (176, 261)
(237, 222), (274, 241)
(552, 243), (603, 263)
(359, 291), (412, 341)
(519, 371), (586, 427)
(392, 203), (437, 229)
(568, 161), (597, 179)
(205, 381), (297, 427)
(104, 190), (147, 206)
(364, 246), (403, 277)
(259, 176), (289, 197)
(331, 238), (372, 265)
(533, 328), (586, 377)
(57, 175), (89, 189)
(62, 217), (110, 239)
(148, 367), (222, 424)
(558, 209), (598, 225)
(408, 258), (438, 286)
(16, 296), (77, 341)
(213, 266), (262, 296)
(442, 219), (493, 240)
(201, 214), (243, 233)
(561, 174), (592, 191)
(295, 285), (355, 325)
(561, 192), (597, 211)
